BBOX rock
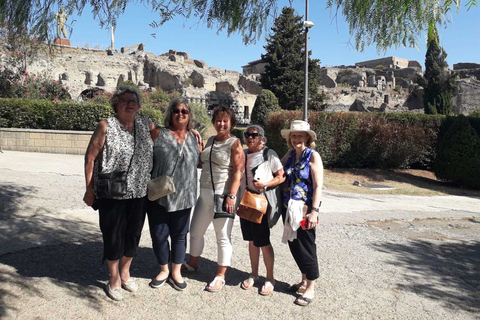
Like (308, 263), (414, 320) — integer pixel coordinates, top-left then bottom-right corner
(107, 49), (114, 56)
(190, 70), (204, 88)
(318, 68), (337, 88)
(216, 81), (235, 92)
(96, 73), (106, 86)
(453, 62), (480, 70)
(61, 73), (69, 80)
(337, 69), (366, 86)
(238, 75), (261, 95)
(350, 98), (369, 112)
(194, 59), (207, 68)
(84, 71), (93, 85)
(454, 79), (480, 115)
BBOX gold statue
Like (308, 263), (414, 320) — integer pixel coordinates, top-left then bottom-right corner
(54, 8), (68, 38)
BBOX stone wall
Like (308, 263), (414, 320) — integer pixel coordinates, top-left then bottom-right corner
(0, 128), (91, 155)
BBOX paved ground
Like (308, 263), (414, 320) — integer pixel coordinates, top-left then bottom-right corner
(0, 150), (479, 319)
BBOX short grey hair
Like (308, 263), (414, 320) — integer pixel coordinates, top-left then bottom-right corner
(244, 124), (267, 145)
(110, 86), (141, 112)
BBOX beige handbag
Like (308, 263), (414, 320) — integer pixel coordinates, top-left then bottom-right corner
(147, 175), (176, 201)
(147, 132), (186, 201)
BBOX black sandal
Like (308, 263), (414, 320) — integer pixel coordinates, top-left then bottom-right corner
(294, 296), (313, 306)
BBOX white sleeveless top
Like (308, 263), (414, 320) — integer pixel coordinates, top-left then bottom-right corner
(199, 136), (238, 193)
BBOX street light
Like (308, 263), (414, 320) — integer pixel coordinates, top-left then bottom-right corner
(303, 0), (314, 121)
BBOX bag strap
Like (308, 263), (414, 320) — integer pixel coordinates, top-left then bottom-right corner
(169, 129), (187, 176)
(209, 135), (217, 194)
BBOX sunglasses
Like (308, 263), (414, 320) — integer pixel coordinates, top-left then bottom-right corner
(244, 132), (261, 138)
(173, 109), (190, 115)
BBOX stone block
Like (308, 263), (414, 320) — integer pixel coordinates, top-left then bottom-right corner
(77, 134), (91, 141)
(29, 132), (45, 139)
(61, 140), (72, 148)
(0, 138), (7, 146)
(34, 140), (46, 147)
(74, 140), (88, 148)
(56, 134), (67, 140)
(25, 139), (35, 147)
(54, 38), (71, 46)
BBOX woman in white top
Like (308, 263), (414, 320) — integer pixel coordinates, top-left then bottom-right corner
(182, 106), (244, 293)
(239, 125), (285, 296)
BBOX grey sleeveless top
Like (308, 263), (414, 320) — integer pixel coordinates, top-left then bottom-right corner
(151, 127), (200, 212)
(95, 116), (153, 199)
(199, 136), (238, 193)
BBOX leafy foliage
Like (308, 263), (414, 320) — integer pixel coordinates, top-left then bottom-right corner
(0, 98), (163, 130)
(416, 25), (456, 115)
(434, 115), (480, 189)
(191, 101), (211, 138)
(250, 89), (280, 128)
(326, 0), (477, 52)
(260, 7), (323, 111)
(266, 110), (444, 169)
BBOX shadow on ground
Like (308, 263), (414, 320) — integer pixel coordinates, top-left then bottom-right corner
(0, 183), (39, 220)
(371, 240), (480, 312)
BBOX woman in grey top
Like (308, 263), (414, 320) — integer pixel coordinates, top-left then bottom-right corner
(147, 97), (202, 291)
(83, 87), (155, 301)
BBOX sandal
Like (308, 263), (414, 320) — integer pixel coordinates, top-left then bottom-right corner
(294, 296), (313, 306)
(240, 274), (258, 290)
(259, 280), (275, 296)
(206, 276), (225, 293)
(181, 262), (198, 272)
(287, 282), (306, 294)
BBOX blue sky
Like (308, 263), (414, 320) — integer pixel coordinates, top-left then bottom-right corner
(66, 1), (480, 72)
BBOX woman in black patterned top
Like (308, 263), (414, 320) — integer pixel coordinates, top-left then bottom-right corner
(83, 87), (155, 301)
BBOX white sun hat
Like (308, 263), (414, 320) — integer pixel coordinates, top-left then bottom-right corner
(280, 120), (317, 141)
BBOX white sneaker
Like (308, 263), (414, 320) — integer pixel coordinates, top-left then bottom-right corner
(121, 278), (138, 292)
(106, 282), (124, 301)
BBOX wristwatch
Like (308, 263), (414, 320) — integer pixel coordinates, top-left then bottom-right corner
(227, 194), (236, 199)
(312, 201), (322, 212)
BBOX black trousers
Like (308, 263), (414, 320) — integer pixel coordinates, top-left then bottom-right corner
(288, 227), (319, 281)
(98, 197), (147, 261)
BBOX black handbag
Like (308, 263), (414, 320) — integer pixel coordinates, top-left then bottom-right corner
(96, 124), (136, 199)
(209, 136), (235, 219)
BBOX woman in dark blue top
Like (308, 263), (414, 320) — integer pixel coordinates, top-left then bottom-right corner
(280, 120), (324, 307)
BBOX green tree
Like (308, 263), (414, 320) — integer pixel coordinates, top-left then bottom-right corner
(250, 89), (280, 127)
(0, 1), (476, 48)
(260, 7), (322, 111)
(434, 115), (480, 189)
(417, 24), (456, 115)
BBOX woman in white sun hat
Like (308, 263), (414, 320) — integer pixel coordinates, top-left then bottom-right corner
(280, 119), (324, 307)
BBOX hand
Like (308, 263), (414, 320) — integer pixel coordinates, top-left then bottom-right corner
(305, 212), (318, 229)
(252, 179), (265, 190)
(225, 196), (235, 214)
(83, 188), (96, 207)
(191, 129), (203, 146)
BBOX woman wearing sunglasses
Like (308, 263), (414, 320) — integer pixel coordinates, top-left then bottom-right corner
(146, 97), (202, 291)
(238, 125), (284, 295)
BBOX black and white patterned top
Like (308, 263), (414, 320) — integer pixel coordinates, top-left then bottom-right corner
(95, 116), (153, 199)
(151, 127), (200, 212)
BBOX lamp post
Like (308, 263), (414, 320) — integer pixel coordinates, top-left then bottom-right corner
(303, 0), (314, 121)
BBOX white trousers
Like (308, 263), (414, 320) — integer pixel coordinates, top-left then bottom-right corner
(189, 188), (234, 266)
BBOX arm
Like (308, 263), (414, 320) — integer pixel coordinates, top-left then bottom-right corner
(83, 121), (107, 206)
(149, 120), (159, 142)
(225, 139), (245, 213)
(252, 167), (285, 190)
(305, 151), (324, 229)
(191, 129), (204, 152)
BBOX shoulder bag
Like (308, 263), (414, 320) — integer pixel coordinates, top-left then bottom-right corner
(236, 148), (269, 224)
(147, 130), (187, 201)
(210, 136), (235, 219)
(96, 123), (136, 198)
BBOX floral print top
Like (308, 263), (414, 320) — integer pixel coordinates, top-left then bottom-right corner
(282, 147), (314, 207)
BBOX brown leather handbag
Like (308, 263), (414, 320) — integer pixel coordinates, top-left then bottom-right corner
(237, 189), (268, 224)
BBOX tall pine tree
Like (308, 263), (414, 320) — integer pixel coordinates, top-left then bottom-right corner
(260, 7), (323, 111)
(418, 24), (456, 115)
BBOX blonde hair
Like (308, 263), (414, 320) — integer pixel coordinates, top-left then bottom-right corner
(286, 132), (316, 149)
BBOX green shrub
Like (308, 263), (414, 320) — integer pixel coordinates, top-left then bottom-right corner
(250, 89), (280, 128)
(142, 88), (181, 111)
(0, 98), (163, 130)
(231, 127), (246, 142)
(191, 102), (211, 138)
(117, 80), (139, 89)
(434, 115), (480, 189)
(265, 111), (444, 169)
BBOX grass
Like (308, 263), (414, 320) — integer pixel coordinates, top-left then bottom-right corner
(324, 168), (480, 196)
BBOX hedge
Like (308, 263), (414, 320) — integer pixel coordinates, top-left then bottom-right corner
(0, 98), (164, 130)
(265, 111), (445, 169)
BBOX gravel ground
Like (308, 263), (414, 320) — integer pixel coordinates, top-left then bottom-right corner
(0, 150), (479, 320)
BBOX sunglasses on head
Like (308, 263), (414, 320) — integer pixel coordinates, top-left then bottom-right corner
(244, 132), (260, 138)
(173, 109), (189, 115)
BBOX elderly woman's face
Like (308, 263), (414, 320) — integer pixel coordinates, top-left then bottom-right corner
(290, 131), (309, 149)
(214, 113), (231, 134)
(115, 93), (139, 115)
(244, 128), (263, 150)
(171, 103), (190, 128)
